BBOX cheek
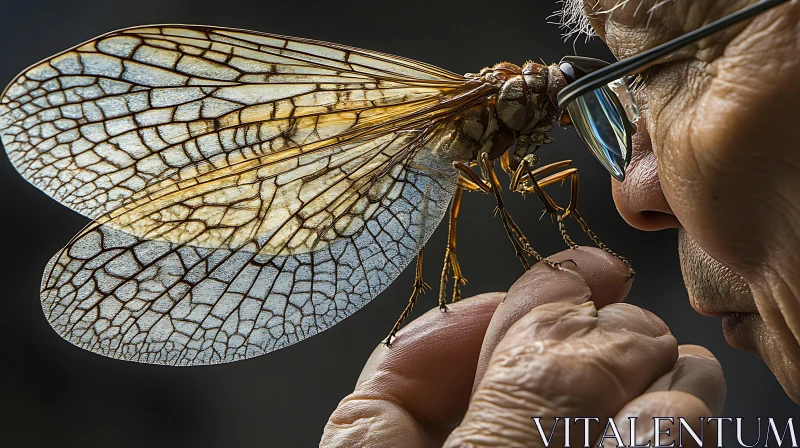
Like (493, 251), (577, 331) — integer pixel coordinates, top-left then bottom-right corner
(646, 63), (789, 277)
(642, 66), (705, 221)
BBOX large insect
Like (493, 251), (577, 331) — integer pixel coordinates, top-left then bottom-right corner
(0, 25), (628, 365)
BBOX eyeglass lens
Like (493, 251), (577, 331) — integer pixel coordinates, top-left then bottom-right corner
(566, 80), (639, 181)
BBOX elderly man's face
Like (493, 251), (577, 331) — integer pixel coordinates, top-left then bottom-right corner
(570, 0), (800, 401)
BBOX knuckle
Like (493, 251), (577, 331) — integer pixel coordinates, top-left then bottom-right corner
(321, 397), (421, 448)
(445, 394), (543, 447)
(478, 302), (678, 411)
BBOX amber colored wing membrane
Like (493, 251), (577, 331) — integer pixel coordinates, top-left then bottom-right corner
(0, 25), (466, 218)
(0, 25), (485, 365)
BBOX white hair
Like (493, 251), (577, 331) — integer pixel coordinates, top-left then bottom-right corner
(550, 0), (597, 42)
(551, 0), (675, 42)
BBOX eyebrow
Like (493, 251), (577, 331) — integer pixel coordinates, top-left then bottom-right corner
(555, 0), (677, 40)
(557, 0), (789, 107)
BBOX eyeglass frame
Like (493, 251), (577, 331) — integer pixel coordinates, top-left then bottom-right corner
(556, 0), (790, 127)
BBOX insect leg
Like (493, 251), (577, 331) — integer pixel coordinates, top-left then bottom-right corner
(510, 158), (573, 194)
(479, 153), (562, 270)
(520, 160), (577, 250)
(499, 150), (513, 177)
(454, 162), (492, 193)
(439, 186), (467, 310)
(520, 161), (634, 277)
(385, 249), (431, 346)
(562, 171), (635, 277)
(439, 165), (497, 307)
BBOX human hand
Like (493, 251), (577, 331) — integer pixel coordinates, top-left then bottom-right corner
(321, 247), (726, 447)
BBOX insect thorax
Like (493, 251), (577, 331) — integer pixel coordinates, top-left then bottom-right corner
(455, 61), (567, 170)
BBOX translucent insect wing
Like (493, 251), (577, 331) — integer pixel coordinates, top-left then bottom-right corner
(0, 25), (470, 365)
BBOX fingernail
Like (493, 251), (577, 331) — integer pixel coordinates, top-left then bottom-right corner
(546, 246), (634, 309)
(679, 344), (717, 360)
(639, 306), (671, 338)
(597, 304), (670, 339)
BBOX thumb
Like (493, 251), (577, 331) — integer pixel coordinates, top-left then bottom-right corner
(445, 248), (679, 447)
(472, 247), (634, 391)
(601, 345), (726, 447)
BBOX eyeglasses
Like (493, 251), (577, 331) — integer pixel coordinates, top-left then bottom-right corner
(556, 0), (790, 181)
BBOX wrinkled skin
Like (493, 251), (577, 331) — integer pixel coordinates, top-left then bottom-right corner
(323, 1), (800, 445)
(590, 0), (800, 401)
(322, 249), (726, 447)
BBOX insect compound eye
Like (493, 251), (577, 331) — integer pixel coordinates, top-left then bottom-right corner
(557, 56), (610, 83)
(559, 62), (577, 83)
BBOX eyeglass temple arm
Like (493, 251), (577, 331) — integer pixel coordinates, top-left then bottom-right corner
(556, 0), (791, 109)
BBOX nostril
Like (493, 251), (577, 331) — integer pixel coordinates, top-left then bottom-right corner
(640, 210), (669, 220)
(612, 169), (680, 231)
(638, 210), (682, 231)
(612, 194), (680, 230)
(612, 178), (681, 231)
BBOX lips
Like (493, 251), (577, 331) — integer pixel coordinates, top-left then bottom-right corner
(678, 230), (800, 402)
(677, 230), (763, 354)
(720, 312), (766, 355)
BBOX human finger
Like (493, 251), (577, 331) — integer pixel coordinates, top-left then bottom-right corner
(321, 292), (504, 447)
(474, 246), (634, 390)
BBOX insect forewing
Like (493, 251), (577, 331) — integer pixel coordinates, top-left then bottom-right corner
(0, 25), (477, 365)
(0, 25), (464, 218)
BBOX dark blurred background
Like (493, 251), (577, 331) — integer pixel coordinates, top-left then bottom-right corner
(0, 0), (795, 446)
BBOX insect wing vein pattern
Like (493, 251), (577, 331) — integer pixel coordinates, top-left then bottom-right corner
(0, 25), (478, 365)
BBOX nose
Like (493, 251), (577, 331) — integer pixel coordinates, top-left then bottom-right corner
(612, 118), (681, 231)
